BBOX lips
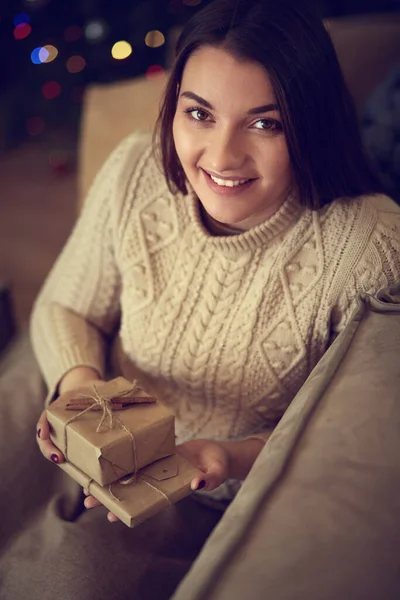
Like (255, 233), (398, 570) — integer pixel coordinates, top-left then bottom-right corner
(209, 174), (250, 187)
(201, 168), (257, 196)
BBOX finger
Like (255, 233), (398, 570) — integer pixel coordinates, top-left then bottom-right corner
(84, 495), (102, 509)
(83, 497), (120, 522)
(190, 477), (207, 491)
(107, 512), (120, 523)
(36, 410), (50, 441)
(37, 437), (65, 464)
(194, 459), (227, 492)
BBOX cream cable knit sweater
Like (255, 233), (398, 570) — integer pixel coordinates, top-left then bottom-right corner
(31, 133), (400, 445)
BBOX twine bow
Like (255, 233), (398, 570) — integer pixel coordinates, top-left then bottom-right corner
(74, 381), (142, 432)
(63, 380), (145, 479)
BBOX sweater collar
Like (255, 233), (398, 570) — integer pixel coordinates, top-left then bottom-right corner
(187, 190), (303, 253)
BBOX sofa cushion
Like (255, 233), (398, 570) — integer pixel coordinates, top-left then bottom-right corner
(172, 286), (400, 600)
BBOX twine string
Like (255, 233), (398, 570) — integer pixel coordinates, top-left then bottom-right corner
(107, 474), (172, 506)
(63, 381), (140, 477)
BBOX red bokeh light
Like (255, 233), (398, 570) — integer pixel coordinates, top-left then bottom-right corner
(66, 55), (86, 74)
(14, 23), (32, 40)
(146, 64), (165, 80)
(42, 81), (62, 100)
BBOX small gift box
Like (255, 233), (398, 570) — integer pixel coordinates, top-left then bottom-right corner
(59, 454), (201, 527)
(47, 377), (175, 486)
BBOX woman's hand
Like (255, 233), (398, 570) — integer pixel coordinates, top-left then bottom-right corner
(36, 366), (102, 464)
(83, 439), (231, 523)
(176, 438), (230, 492)
(83, 437), (267, 523)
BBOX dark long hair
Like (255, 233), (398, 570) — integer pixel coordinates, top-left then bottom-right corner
(155, 0), (383, 209)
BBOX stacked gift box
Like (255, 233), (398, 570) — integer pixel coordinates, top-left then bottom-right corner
(46, 377), (199, 527)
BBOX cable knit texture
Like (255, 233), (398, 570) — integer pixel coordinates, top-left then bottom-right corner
(31, 133), (400, 445)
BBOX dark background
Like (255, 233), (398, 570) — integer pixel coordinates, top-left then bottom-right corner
(0, 0), (399, 152)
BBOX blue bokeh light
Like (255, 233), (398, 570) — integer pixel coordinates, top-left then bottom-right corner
(31, 47), (44, 64)
(14, 13), (30, 27)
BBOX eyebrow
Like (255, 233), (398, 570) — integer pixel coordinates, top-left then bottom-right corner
(180, 91), (279, 115)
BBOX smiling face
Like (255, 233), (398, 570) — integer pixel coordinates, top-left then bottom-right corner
(172, 45), (294, 231)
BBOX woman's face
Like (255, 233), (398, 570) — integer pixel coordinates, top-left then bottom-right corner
(172, 46), (293, 231)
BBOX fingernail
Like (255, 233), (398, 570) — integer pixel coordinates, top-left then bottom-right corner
(37, 429), (41, 439)
(51, 454), (59, 464)
(197, 480), (206, 490)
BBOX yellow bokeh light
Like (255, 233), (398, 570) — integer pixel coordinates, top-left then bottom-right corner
(111, 41), (132, 60)
(41, 44), (58, 63)
(145, 30), (165, 49)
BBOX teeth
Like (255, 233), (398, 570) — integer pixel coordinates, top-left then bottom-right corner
(209, 174), (249, 187)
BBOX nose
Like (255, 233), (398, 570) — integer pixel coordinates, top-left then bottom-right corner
(206, 127), (246, 174)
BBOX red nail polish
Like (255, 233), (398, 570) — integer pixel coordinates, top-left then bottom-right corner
(198, 480), (206, 490)
(37, 429), (41, 439)
(51, 454), (59, 464)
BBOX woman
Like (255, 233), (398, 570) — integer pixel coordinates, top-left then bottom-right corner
(6, 0), (399, 598)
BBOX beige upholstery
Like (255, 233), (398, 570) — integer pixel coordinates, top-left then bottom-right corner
(78, 13), (400, 207)
(78, 74), (168, 209)
(172, 287), (400, 600)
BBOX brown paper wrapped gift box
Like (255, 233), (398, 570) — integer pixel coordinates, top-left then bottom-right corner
(47, 378), (176, 486)
(59, 454), (201, 527)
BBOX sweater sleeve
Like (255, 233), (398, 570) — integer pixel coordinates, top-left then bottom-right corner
(329, 197), (400, 338)
(30, 133), (149, 403)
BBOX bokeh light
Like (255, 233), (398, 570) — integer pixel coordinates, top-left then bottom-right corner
(144, 30), (165, 49)
(146, 64), (165, 79)
(85, 20), (107, 43)
(31, 47), (43, 64)
(14, 13), (30, 26)
(42, 81), (61, 100)
(14, 23), (32, 40)
(64, 25), (83, 42)
(111, 41), (132, 60)
(66, 55), (86, 74)
(39, 44), (58, 63)
(26, 116), (45, 136)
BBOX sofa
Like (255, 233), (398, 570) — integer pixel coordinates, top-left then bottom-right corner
(1, 10), (400, 600)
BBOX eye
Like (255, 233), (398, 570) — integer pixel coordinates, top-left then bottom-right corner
(253, 118), (282, 132)
(184, 107), (210, 122)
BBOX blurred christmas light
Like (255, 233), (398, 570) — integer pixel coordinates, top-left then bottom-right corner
(26, 116), (45, 136)
(64, 25), (83, 42)
(145, 30), (165, 49)
(40, 45), (58, 63)
(31, 47), (44, 64)
(14, 13), (30, 26)
(14, 23), (32, 40)
(85, 20), (107, 43)
(66, 55), (86, 74)
(146, 64), (165, 79)
(111, 41), (132, 60)
(42, 81), (61, 100)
